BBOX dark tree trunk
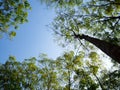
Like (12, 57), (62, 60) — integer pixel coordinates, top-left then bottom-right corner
(68, 70), (71, 90)
(75, 34), (120, 64)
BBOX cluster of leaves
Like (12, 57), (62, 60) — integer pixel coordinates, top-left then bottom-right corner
(0, 0), (31, 38)
(1, 51), (119, 89)
(101, 69), (120, 89)
(40, 0), (83, 8)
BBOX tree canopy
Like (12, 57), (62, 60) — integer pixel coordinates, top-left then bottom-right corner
(40, 0), (120, 63)
(0, 53), (120, 89)
(0, 0), (31, 38)
(1, 0), (120, 89)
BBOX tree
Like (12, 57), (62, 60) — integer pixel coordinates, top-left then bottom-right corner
(54, 51), (105, 90)
(22, 57), (40, 90)
(40, 0), (120, 63)
(55, 51), (76, 90)
(38, 55), (60, 90)
(0, 0), (31, 38)
(74, 34), (120, 63)
(0, 56), (26, 89)
(0, 56), (40, 90)
(0, 56), (22, 89)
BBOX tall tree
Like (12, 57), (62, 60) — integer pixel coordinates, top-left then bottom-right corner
(55, 51), (76, 90)
(38, 54), (60, 90)
(0, 0), (31, 38)
(40, 0), (120, 63)
(74, 34), (120, 63)
(54, 51), (105, 90)
(0, 56), (40, 90)
(0, 56), (23, 89)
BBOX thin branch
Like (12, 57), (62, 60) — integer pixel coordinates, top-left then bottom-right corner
(93, 73), (104, 90)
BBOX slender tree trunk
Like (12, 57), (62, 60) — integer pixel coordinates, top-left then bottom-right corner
(93, 74), (104, 90)
(75, 34), (120, 63)
(68, 70), (71, 90)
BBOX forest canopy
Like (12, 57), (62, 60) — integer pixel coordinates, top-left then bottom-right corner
(0, 52), (120, 90)
(0, 0), (120, 90)
(41, 0), (120, 63)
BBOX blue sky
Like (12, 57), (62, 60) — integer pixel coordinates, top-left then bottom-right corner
(0, 0), (65, 63)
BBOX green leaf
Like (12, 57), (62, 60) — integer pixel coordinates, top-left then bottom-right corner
(9, 31), (16, 37)
(9, 56), (16, 61)
(89, 52), (98, 60)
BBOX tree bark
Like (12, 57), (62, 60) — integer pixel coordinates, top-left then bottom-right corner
(75, 34), (120, 64)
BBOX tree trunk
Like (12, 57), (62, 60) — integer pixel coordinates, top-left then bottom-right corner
(75, 34), (120, 64)
(68, 70), (71, 90)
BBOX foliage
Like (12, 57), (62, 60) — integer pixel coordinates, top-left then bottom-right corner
(41, 0), (120, 45)
(0, 0), (31, 38)
(0, 56), (39, 90)
(38, 57), (60, 90)
(1, 0), (120, 89)
(40, 0), (120, 64)
(52, 51), (104, 89)
(100, 67), (120, 89)
(0, 52), (120, 89)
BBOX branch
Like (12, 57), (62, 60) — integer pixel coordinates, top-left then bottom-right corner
(93, 73), (104, 90)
